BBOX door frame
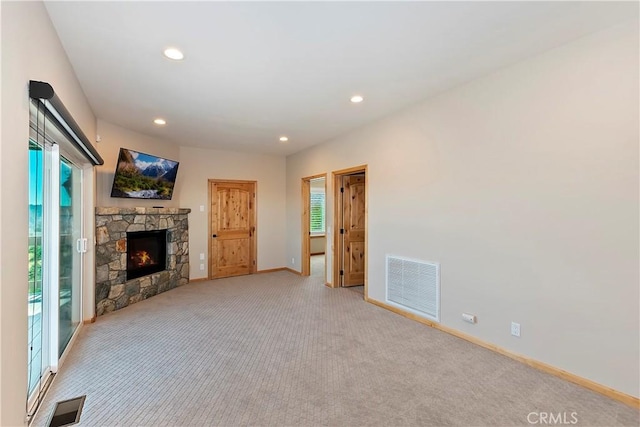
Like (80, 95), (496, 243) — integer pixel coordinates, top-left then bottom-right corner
(301, 173), (327, 277)
(332, 165), (368, 296)
(208, 179), (257, 279)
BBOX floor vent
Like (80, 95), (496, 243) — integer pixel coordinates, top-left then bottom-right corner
(386, 255), (440, 322)
(48, 395), (85, 427)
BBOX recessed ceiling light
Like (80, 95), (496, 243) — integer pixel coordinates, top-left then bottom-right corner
(279, 136), (289, 142)
(153, 118), (166, 126)
(163, 47), (184, 61)
(350, 95), (364, 103)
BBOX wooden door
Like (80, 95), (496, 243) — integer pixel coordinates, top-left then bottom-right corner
(343, 174), (365, 286)
(209, 181), (256, 279)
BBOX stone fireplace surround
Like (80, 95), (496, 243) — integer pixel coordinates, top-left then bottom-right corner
(95, 207), (191, 316)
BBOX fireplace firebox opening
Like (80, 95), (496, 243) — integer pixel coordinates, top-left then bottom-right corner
(126, 229), (167, 280)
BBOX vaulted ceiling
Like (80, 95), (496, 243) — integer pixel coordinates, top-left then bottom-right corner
(45, 2), (634, 156)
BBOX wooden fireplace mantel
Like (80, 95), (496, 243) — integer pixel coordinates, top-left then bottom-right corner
(96, 207), (191, 216)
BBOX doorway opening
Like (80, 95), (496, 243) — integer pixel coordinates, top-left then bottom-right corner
(332, 166), (367, 298)
(301, 174), (327, 282)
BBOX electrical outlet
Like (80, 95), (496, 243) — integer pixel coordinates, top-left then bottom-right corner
(199, 264), (205, 271)
(511, 322), (521, 337)
(462, 313), (476, 324)
(199, 253), (205, 260)
(291, 257), (295, 265)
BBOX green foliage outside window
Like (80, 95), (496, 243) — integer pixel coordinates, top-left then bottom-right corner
(310, 192), (325, 233)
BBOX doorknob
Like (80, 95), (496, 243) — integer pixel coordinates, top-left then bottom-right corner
(212, 234), (217, 238)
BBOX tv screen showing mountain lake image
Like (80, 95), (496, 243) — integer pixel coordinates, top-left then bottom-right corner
(110, 148), (179, 200)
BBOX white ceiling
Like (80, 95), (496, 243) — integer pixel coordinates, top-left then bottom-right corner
(45, 1), (634, 156)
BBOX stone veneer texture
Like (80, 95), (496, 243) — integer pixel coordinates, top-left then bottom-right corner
(95, 207), (191, 316)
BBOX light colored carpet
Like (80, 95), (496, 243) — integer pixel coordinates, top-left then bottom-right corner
(32, 272), (638, 426)
(347, 285), (365, 295)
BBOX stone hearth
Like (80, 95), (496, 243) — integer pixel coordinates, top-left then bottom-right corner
(95, 207), (191, 316)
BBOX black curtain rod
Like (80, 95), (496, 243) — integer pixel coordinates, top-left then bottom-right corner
(29, 80), (104, 166)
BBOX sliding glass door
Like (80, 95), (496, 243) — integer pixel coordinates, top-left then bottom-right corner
(28, 140), (47, 395)
(27, 102), (85, 403)
(59, 157), (82, 356)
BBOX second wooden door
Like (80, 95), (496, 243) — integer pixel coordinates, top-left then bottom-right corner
(343, 174), (365, 286)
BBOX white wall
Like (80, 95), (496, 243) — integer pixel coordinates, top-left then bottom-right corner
(178, 146), (286, 279)
(95, 119), (181, 208)
(0, 2), (98, 424)
(286, 21), (639, 397)
(310, 237), (325, 255)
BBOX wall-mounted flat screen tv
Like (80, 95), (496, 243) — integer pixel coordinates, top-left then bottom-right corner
(110, 148), (179, 200)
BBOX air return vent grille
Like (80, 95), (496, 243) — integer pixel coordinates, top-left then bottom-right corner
(386, 256), (440, 322)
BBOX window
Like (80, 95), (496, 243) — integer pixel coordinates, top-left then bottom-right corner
(310, 191), (325, 234)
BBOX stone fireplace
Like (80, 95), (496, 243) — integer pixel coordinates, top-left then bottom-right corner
(95, 207), (191, 316)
